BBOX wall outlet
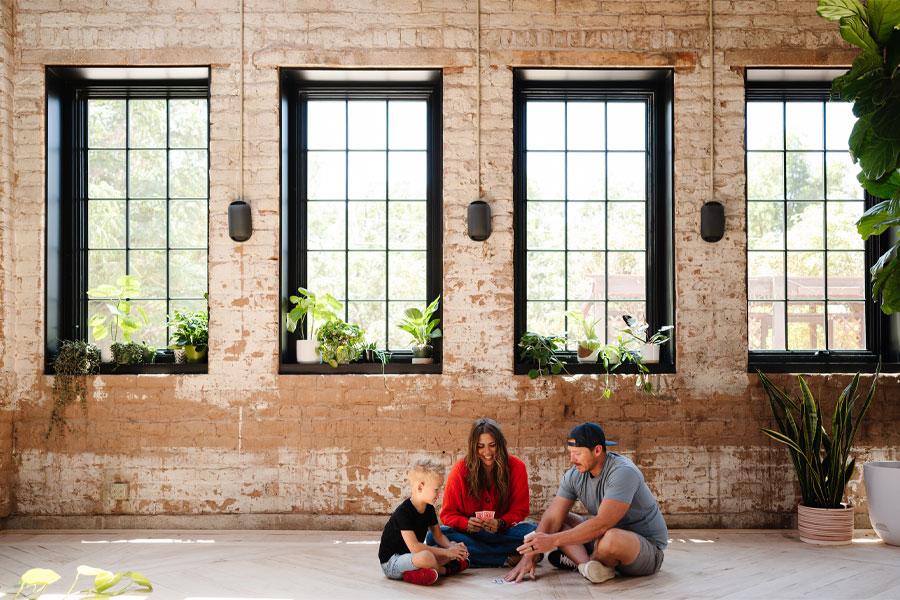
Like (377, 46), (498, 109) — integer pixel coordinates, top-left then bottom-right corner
(110, 482), (129, 500)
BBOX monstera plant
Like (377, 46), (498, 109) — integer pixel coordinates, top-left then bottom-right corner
(817, 0), (900, 313)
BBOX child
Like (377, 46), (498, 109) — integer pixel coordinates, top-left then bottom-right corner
(378, 459), (470, 585)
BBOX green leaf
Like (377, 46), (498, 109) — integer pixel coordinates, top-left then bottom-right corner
(840, 15), (880, 54)
(77, 565), (113, 577)
(871, 240), (900, 313)
(527, 368), (538, 379)
(857, 200), (900, 240)
(404, 307), (423, 320)
(87, 284), (119, 298)
(887, 30), (900, 74)
(817, 0), (868, 22)
(871, 102), (900, 143)
(858, 172), (900, 201)
(858, 134), (900, 181)
(122, 571), (152, 591)
(93, 571), (123, 592)
(868, 0), (900, 44)
(20, 568), (61, 586)
(833, 51), (883, 101)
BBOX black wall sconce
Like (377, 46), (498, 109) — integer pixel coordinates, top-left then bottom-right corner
(229, 200), (252, 242)
(467, 200), (491, 241)
(701, 201), (725, 243)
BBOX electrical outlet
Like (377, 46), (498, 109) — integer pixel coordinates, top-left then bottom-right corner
(110, 482), (129, 500)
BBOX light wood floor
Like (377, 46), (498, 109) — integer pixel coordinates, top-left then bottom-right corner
(1, 529), (898, 599)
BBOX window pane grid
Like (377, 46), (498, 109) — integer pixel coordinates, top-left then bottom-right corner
(304, 98), (429, 350)
(525, 99), (647, 345)
(86, 98), (208, 349)
(747, 98), (865, 351)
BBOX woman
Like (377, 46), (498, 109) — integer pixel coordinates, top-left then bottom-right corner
(430, 418), (537, 567)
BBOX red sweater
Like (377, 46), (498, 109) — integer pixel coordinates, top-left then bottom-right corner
(440, 455), (531, 532)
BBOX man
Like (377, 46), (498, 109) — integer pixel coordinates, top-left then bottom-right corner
(505, 422), (667, 584)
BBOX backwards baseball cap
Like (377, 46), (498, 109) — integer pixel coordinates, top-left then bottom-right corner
(567, 422), (617, 449)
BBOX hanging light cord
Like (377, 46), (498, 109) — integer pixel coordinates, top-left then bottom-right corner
(708, 0), (715, 201)
(240, 0), (245, 200)
(476, 0), (481, 198)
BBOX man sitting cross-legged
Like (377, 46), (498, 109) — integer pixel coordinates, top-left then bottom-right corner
(505, 422), (667, 584)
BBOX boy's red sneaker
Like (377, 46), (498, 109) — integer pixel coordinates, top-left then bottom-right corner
(445, 558), (469, 575)
(402, 568), (439, 586)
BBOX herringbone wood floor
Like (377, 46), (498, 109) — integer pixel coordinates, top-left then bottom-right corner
(1, 529), (898, 599)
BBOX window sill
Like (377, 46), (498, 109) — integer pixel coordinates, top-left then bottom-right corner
(280, 362), (441, 375)
(45, 362), (207, 375)
(513, 358), (676, 377)
(748, 351), (899, 374)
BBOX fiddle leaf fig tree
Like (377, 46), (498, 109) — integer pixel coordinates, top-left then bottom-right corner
(818, 0), (900, 313)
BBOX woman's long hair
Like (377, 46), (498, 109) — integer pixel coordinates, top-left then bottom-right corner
(465, 418), (510, 513)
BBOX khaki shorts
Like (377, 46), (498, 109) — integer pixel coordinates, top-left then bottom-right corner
(617, 532), (664, 577)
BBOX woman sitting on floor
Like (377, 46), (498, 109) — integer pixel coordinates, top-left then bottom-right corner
(428, 418), (537, 567)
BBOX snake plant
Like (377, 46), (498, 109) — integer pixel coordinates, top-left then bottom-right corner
(758, 369), (878, 509)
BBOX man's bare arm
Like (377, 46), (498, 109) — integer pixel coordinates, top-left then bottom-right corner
(550, 498), (630, 547)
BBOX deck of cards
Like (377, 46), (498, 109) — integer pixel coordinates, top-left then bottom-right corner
(475, 510), (495, 520)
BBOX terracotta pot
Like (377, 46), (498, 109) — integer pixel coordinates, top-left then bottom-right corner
(797, 503), (855, 545)
(576, 344), (600, 363)
(864, 461), (900, 546)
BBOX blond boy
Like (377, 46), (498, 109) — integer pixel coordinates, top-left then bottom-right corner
(378, 459), (470, 585)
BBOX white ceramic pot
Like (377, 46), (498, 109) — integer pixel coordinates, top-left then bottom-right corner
(640, 343), (660, 364)
(864, 461), (900, 546)
(100, 346), (114, 364)
(576, 345), (600, 363)
(797, 503), (855, 545)
(296, 339), (320, 364)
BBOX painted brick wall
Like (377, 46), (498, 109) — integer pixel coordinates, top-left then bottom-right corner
(0, 0), (16, 521)
(3, 0), (899, 529)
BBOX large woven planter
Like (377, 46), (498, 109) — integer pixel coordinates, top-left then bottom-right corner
(798, 504), (855, 545)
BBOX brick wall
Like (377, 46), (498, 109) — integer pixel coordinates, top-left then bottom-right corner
(3, 0), (899, 529)
(1, 0), (16, 521)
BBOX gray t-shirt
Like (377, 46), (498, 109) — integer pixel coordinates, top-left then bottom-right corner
(557, 452), (668, 549)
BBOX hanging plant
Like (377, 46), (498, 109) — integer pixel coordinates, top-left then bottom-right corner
(48, 340), (100, 437)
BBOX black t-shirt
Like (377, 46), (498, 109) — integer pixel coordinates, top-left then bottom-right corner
(378, 498), (438, 564)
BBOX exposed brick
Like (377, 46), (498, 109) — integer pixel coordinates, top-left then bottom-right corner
(1, 0), (898, 530)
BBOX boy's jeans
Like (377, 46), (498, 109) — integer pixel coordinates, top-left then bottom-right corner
(426, 522), (537, 567)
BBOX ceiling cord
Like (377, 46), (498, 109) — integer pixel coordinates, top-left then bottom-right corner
(476, 0), (481, 198)
(709, 0), (715, 202)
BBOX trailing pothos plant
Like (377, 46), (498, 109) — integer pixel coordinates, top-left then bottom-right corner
(817, 0), (900, 313)
(6, 565), (152, 599)
(48, 340), (100, 437)
(518, 331), (567, 378)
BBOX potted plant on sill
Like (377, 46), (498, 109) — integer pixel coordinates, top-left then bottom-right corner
(622, 315), (673, 365)
(518, 331), (567, 378)
(398, 295), (442, 365)
(285, 287), (342, 364)
(316, 319), (366, 368)
(567, 308), (603, 363)
(48, 339), (100, 437)
(168, 308), (209, 364)
(758, 369), (878, 545)
(87, 275), (149, 364)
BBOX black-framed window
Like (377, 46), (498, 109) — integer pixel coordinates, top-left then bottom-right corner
(280, 69), (443, 373)
(746, 69), (900, 372)
(513, 69), (675, 375)
(45, 67), (210, 374)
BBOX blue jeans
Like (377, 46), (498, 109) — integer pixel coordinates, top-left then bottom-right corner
(426, 522), (537, 567)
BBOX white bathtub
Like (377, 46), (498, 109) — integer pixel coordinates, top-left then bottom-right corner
(864, 461), (900, 546)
